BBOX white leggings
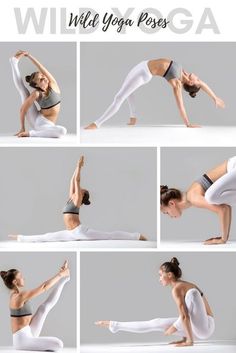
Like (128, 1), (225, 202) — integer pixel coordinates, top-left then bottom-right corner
(109, 289), (215, 340)
(18, 224), (141, 242)
(95, 61), (153, 127)
(205, 156), (236, 205)
(10, 57), (67, 138)
(13, 276), (69, 351)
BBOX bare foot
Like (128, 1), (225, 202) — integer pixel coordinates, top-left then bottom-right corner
(84, 123), (98, 130)
(127, 117), (137, 126)
(175, 341), (193, 347)
(169, 337), (186, 345)
(61, 260), (69, 270)
(14, 50), (28, 60)
(18, 131), (30, 138)
(139, 234), (147, 241)
(95, 320), (110, 328)
(8, 234), (19, 241)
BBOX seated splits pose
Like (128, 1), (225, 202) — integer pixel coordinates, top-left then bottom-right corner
(0, 261), (70, 351)
(160, 156), (236, 245)
(85, 58), (225, 129)
(9, 156), (146, 242)
(96, 258), (215, 347)
(10, 50), (67, 138)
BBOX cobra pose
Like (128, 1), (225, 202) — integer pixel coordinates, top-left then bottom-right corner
(10, 50), (67, 138)
(85, 58), (225, 129)
(160, 156), (236, 245)
(96, 258), (214, 347)
(0, 261), (70, 351)
(9, 156), (146, 242)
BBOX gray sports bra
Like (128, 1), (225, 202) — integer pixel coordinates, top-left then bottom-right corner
(37, 87), (61, 109)
(163, 60), (182, 81)
(196, 174), (213, 192)
(63, 199), (80, 215)
(10, 301), (32, 317)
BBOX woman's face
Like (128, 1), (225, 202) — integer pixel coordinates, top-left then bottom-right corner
(159, 268), (172, 287)
(34, 73), (49, 90)
(14, 271), (25, 288)
(188, 73), (200, 86)
(161, 200), (182, 218)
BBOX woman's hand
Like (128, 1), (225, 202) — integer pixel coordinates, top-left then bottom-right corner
(204, 236), (226, 245)
(215, 97), (225, 109)
(59, 260), (70, 278)
(14, 128), (26, 136)
(14, 50), (28, 60)
(186, 123), (201, 128)
(78, 156), (85, 168)
(17, 131), (30, 138)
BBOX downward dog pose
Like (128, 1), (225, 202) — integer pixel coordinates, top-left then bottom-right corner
(10, 50), (67, 138)
(85, 58), (225, 129)
(160, 156), (236, 245)
(96, 258), (215, 347)
(9, 156), (146, 242)
(0, 261), (70, 351)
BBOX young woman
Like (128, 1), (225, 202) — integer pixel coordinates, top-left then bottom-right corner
(9, 156), (146, 242)
(96, 257), (214, 347)
(0, 260), (70, 351)
(160, 156), (236, 245)
(10, 50), (67, 138)
(85, 58), (225, 129)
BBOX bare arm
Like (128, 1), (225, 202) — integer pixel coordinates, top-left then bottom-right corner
(70, 156), (84, 200)
(26, 53), (58, 85)
(188, 192), (231, 243)
(16, 90), (40, 133)
(199, 80), (225, 108)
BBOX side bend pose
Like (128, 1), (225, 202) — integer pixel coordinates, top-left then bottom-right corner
(96, 258), (214, 347)
(0, 261), (70, 351)
(85, 58), (225, 129)
(9, 156), (146, 242)
(160, 156), (236, 245)
(9, 50), (67, 138)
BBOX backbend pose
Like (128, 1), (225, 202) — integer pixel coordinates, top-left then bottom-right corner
(10, 50), (67, 138)
(160, 156), (236, 245)
(9, 156), (146, 242)
(0, 260), (70, 351)
(85, 58), (225, 129)
(96, 257), (215, 347)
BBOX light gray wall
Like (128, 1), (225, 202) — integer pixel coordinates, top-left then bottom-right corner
(80, 42), (233, 127)
(1, 42), (76, 133)
(81, 251), (236, 344)
(0, 251), (77, 346)
(161, 147), (236, 241)
(0, 147), (157, 241)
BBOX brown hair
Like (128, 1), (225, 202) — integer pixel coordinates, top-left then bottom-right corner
(25, 72), (44, 92)
(0, 269), (19, 290)
(82, 190), (91, 205)
(183, 83), (200, 98)
(160, 185), (182, 206)
(161, 257), (182, 279)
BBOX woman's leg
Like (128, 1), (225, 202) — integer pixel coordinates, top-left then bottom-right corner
(205, 169), (236, 205)
(94, 61), (153, 127)
(29, 115), (67, 138)
(17, 228), (80, 242)
(30, 276), (70, 337)
(13, 326), (63, 351)
(9, 57), (39, 129)
(78, 225), (140, 240)
(173, 289), (215, 340)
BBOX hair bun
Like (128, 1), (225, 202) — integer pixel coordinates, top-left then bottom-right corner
(25, 75), (31, 83)
(160, 185), (168, 194)
(0, 271), (7, 278)
(171, 257), (180, 266)
(190, 92), (196, 98)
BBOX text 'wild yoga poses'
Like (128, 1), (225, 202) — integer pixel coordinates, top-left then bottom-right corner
(96, 258), (214, 347)
(0, 261), (70, 351)
(85, 58), (225, 129)
(9, 156), (146, 242)
(10, 50), (67, 138)
(161, 156), (236, 245)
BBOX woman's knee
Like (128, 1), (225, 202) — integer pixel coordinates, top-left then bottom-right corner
(51, 337), (64, 351)
(57, 126), (67, 136)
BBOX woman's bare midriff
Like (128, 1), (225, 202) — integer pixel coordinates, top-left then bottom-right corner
(11, 315), (32, 334)
(63, 214), (81, 230)
(40, 104), (61, 123)
(147, 58), (172, 76)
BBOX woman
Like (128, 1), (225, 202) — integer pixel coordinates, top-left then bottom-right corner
(0, 260), (70, 351)
(85, 58), (225, 129)
(96, 257), (215, 347)
(9, 156), (146, 242)
(10, 50), (67, 138)
(160, 156), (236, 245)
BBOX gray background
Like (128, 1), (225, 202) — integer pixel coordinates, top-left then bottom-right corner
(81, 42), (234, 127)
(81, 251), (236, 344)
(0, 147), (156, 241)
(1, 42), (76, 133)
(161, 147), (236, 241)
(0, 251), (77, 346)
